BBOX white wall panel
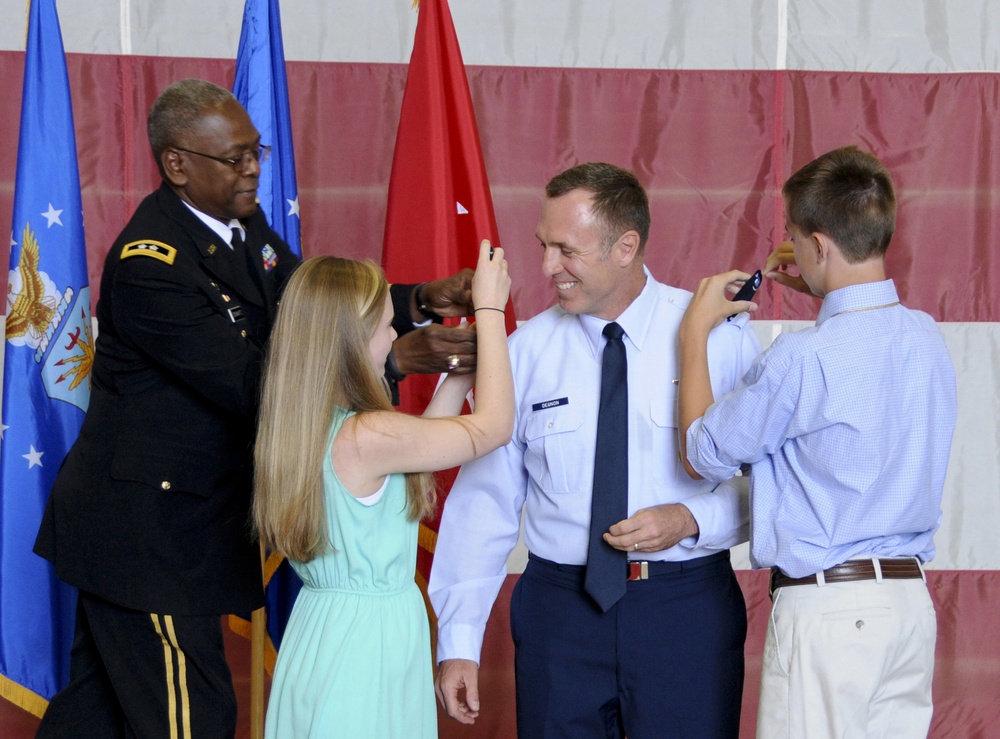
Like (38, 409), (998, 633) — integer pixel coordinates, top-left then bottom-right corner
(788, 0), (1000, 73)
(3, 1), (999, 72)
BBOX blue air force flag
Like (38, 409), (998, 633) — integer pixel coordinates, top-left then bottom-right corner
(234, 0), (301, 255)
(231, 0), (303, 666)
(0, 0), (90, 715)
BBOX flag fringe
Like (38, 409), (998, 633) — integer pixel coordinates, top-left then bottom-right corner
(228, 614), (278, 674)
(0, 673), (48, 719)
(263, 551), (284, 584)
(418, 521), (438, 554)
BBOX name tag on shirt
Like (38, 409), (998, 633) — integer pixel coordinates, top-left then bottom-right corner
(532, 397), (569, 412)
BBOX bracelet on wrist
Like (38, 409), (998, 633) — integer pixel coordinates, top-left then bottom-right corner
(413, 283), (437, 320)
(474, 306), (505, 313)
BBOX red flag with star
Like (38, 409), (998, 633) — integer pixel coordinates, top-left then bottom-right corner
(381, 0), (515, 590)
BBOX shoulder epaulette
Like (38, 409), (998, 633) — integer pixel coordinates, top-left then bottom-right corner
(121, 240), (177, 265)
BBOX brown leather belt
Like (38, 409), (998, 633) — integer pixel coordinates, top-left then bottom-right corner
(769, 558), (923, 597)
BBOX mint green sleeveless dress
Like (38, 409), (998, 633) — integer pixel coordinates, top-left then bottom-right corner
(264, 408), (437, 738)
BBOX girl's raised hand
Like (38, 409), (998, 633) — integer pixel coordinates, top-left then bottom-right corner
(471, 239), (510, 313)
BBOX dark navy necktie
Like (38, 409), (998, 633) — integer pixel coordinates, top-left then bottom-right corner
(584, 321), (629, 612)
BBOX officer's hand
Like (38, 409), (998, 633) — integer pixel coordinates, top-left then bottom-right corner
(436, 659), (481, 725)
(420, 269), (475, 318)
(604, 503), (699, 553)
(392, 323), (477, 375)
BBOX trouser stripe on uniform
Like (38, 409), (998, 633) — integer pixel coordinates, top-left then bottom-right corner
(151, 614), (192, 739)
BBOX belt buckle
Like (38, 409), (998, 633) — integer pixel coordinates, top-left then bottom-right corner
(628, 561), (649, 581)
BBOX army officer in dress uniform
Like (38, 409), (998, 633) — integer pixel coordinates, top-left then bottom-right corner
(33, 78), (474, 738)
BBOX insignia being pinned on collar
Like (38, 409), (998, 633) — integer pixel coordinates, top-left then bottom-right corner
(261, 243), (278, 272)
(121, 240), (177, 265)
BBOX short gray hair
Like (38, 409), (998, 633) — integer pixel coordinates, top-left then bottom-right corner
(147, 79), (239, 166)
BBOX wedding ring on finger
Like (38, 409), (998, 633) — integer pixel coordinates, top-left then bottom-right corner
(447, 354), (461, 370)
(633, 542), (639, 551)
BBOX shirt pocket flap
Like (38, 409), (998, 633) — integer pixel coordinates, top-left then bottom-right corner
(523, 401), (585, 441)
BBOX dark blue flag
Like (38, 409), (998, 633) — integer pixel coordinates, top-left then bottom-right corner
(0, 0), (89, 716)
(234, 0), (301, 256)
(231, 0), (302, 667)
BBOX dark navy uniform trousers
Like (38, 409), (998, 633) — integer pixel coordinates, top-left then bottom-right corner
(511, 551), (746, 739)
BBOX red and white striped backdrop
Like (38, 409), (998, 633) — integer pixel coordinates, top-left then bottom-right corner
(2, 1), (998, 736)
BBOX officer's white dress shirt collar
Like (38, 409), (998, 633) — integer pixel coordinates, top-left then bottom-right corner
(180, 199), (243, 248)
(576, 266), (655, 355)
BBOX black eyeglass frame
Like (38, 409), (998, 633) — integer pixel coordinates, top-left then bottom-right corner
(173, 144), (271, 172)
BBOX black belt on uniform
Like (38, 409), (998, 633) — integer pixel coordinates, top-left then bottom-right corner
(769, 557), (923, 598)
(528, 550), (729, 583)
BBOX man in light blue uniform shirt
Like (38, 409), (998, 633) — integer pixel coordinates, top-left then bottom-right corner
(680, 146), (958, 738)
(429, 163), (761, 738)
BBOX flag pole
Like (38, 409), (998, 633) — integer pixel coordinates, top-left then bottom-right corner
(250, 543), (267, 739)
(233, 3), (302, 734)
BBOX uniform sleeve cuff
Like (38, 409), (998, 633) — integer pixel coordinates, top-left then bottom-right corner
(435, 623), (484, 666)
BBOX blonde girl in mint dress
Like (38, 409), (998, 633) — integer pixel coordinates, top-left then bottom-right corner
(254, 242), (512, 739)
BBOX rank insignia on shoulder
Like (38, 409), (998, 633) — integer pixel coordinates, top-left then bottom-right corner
(121, 240), (177, 265)
(261, 244), (278, 272)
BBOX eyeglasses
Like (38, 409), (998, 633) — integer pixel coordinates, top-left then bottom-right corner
(174, 144), (271, 172)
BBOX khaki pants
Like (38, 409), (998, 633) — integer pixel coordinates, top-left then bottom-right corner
(757, 570), (936, 738)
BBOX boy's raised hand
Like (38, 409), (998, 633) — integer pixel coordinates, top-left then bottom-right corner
(683, 270), (759, 337)
(764, 241), (815, 296)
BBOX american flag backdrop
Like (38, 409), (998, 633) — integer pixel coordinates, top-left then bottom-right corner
(1, 1), (998, 736)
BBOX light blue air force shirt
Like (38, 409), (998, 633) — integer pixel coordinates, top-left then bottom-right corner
(429, 270), (761, 664)
(687, 279), (958, 579)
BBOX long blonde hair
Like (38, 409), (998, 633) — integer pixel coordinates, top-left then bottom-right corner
(254, 257), (435, 561)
